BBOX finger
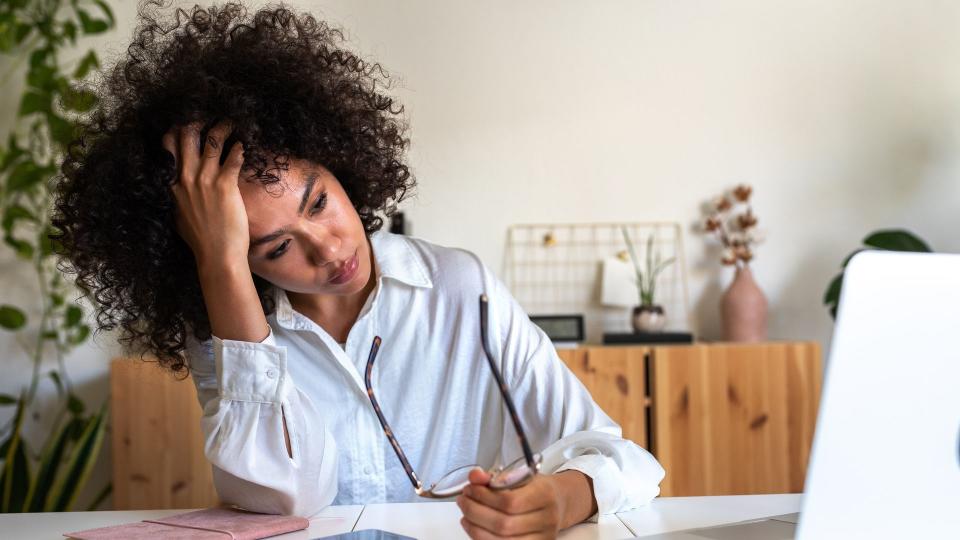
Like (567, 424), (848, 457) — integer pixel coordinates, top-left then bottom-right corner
(199, 120), (234, 182)
(457, 494), (546, 537)
(464, 480), (548, 515)
(218, 138), (245, 185)
(178, 121), (203, 182)
(468, 467), (493, 486)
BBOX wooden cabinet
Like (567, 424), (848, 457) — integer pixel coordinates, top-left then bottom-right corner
(555, 347), (648, 448)
(110, 342), (821, 509)
(110, 360), (219, 510)
(649, 343), (822, 496)
(558, 342), (822, 497)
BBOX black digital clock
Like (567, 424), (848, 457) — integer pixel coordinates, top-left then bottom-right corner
(529, 314), (585, 343)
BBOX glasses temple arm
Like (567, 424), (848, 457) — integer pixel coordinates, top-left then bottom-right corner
(479, 295), (538, 469)
(364, 336), (423, 492)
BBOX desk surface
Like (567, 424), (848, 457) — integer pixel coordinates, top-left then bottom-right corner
(1, 494), (802, 539)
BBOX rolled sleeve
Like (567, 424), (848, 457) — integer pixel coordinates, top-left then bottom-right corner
(186, 325), (339, 517)
(213, 327), (287, 403)
(552, 436), (665, 519)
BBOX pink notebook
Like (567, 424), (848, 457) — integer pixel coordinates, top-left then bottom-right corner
(64, 507), (310, 539)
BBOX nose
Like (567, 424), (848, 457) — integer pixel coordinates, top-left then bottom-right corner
(303, 226), (341, 267)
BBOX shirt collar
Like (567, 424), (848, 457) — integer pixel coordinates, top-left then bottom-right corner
(271, 230), (432, 328)
(370, 229), (433, 290)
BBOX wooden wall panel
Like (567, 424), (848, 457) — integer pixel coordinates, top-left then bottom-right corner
(557, 347), (649, 448)
(110, 359), (218, 509)
(650, 343), (822, 497)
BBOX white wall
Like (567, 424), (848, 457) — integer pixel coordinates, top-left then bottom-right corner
(2, 0), (959, 509)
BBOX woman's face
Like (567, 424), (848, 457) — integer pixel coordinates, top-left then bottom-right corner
(240, 159), (372, 297)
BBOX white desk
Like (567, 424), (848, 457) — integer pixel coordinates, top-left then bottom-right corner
(355, 502), (634, 539)
(0, 494), (802, 539)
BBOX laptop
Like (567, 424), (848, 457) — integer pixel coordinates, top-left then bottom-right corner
(644, 251), (960, 539)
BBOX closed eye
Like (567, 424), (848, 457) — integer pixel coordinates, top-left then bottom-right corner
(311, 191), (328, 214)
(267, 239), (291, 260)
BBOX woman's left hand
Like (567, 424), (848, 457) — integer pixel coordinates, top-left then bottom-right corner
(456, 468), (596, 539)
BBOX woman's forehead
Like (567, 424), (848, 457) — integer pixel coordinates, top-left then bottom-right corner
(239, 162), (328, 213)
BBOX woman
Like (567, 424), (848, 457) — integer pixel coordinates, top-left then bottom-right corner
(52, 2), (664, 537)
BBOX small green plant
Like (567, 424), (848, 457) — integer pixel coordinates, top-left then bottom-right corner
(622, 227), (675, 307)
(823, 229), (932, 319)
(0, 0), (115, 513)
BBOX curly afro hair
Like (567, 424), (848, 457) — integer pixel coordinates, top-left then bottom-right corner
(51, 1), (414, 374)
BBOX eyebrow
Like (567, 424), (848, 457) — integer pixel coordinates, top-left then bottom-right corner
(249, 171), (320, 251)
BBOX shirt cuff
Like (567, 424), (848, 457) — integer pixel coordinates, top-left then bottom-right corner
(554, 454), (622, 522)
(212, 326), (287, 403)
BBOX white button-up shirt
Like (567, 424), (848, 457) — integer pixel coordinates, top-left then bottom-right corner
(187, 230), (664, 518)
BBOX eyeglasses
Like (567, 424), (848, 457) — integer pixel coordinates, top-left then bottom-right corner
(363, 293), (542, 498)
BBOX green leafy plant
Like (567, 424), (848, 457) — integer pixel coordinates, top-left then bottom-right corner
(0, 0), (115, 513)
(823, 229), (932, 319)
(622, 227), (675, 307)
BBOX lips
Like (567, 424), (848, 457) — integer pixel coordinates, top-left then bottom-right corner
(329, 250), (359, 285)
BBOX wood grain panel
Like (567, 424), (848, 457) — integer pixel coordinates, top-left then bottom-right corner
(110, 359), (218, 509)
(650, 343), (822, 496)
(557, 347), (649, 448)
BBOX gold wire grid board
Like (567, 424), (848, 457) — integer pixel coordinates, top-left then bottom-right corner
(502, 222), (693, 344)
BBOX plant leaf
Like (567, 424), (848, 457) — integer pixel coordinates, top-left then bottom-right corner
(47, 113), (77, 149)
(4, 234), (34, 259)
(1, 396), (29, 513)
(27, 64), (56, 92)
(2, 204), (36, 233)
(67, 394), (84, 414)
(63, 20), (77, 44)
(18, 91), (50, 116)
(0, 136), (25, 172)
(28, 47), (50, 68)
(13, 23), (32, 45)
(92, 0), (116, 26)
(22, 417), (72, 512)
(72, 50), (99, 79)
(823, 273), (843, 321)
(48, 371), (64, 397)
(69, 324), (90, 345)
(0, 305), (27, 330)
(863, 229), (932, 253)
(0, 394), (17, 405)
(45, 402), (109, 511)
(65, 305), (82, 327)
(76, 9), (109, 35)
(7, 161), (44, 192)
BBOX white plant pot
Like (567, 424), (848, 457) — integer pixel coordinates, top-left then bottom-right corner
(632, 305), (666, 333)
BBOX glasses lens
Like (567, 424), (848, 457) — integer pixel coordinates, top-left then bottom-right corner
(427, 464), (477, 497)
(489, 455), (539, 489)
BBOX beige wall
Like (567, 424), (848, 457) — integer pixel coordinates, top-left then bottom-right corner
(2, 0), (960, 509)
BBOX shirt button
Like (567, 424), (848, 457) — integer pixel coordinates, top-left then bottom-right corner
(266, 369), (277, 379)
(363, 466), (372, 475)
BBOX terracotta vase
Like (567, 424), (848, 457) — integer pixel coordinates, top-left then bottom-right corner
(721, 265), (768, 342)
